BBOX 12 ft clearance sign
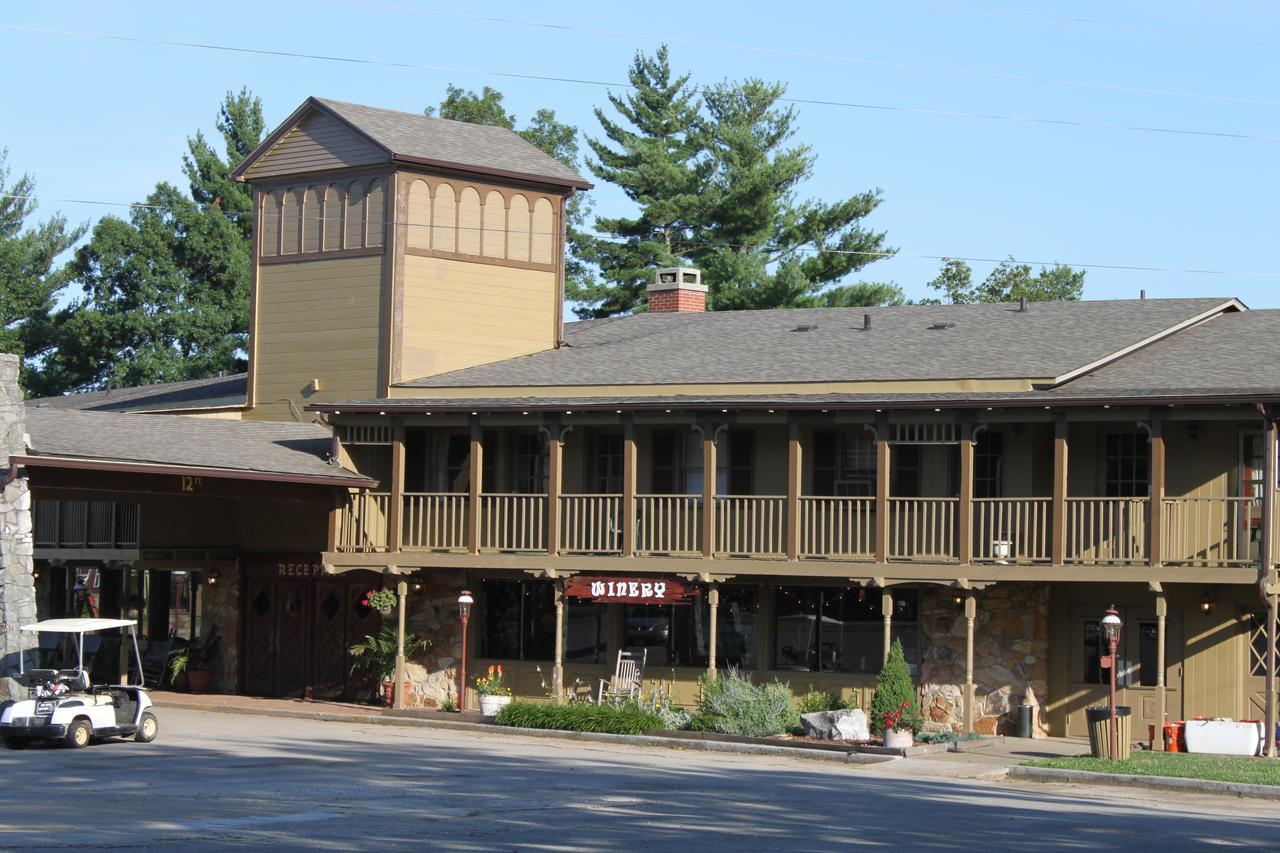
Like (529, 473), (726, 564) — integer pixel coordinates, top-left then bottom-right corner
(564, 576), (698, 605)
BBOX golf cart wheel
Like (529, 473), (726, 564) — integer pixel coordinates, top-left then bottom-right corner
(135, 711), (158, 743)
(3, 737), (29, 750)
(65, 719), (92, 749)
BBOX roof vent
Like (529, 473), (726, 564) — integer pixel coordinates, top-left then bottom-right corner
(793, 322), (818, 332)
(863, 313), (871, 330)
(1018, 296), (1028, 313)
(929, 320), (955, 331)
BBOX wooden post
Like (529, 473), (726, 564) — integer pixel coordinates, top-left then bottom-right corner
(467, 420), (483, 555)
(1267, 591), (1278, 758)
(964, 590), (976, 735)
(958, 426), (974, 565)
(707, 582), (720, 679)
(547, 429), (563, 556)
(787, 421), (802, 561)
(875, 416), (891, 564)
(553, 579), (566, 705)
(393, 576), (407, 711)
(1051, 414), (1069, 566)
(1149, 415), (1165, 568)
(326, 494), (341, 553)
(702, 427), (717, 558)
(1155, 590), (1167, 749)
(388, 424), (405, 553)
(622, 416), (637, 557)
(881, 588), (893, 664)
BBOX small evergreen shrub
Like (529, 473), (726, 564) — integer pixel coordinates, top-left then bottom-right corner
(796, 685), (847, 714)
(692, 668), (800, 737)
(869, 638), (923, 736)
(494, 701), (663, 735)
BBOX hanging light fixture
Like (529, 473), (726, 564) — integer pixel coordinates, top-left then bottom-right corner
(1199, 592), (1215, 614)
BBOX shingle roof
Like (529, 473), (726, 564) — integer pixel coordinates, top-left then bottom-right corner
(316, 98), (590, 189)
(399, 298), (1238, 388)
(23, 408), (370, 486)
(28, 374), (247, 414)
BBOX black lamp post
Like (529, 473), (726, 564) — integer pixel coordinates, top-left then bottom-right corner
(1101, 606), (1123, 759)
(457, 590), (473, 711)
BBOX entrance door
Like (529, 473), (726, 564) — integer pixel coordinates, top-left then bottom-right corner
(313, 580), (382, 700)
(1066, 605), (1183, 737)
(1246, 612), (1279, 720)
(243, 575), (312, 698)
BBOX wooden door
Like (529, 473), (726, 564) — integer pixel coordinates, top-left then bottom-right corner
(243, 576), (278, 696)
(312, 580), (381, 700)
(241, 577), (311, 698)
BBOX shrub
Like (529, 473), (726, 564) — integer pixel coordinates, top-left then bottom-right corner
(869, 638), (923, 736)
(620, 684), (693, 730)
(796, 685), (847, 714)
(692, 668), (799, 737)
(494, 701), (663, 735)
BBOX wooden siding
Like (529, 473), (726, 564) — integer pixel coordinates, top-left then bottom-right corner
(399, 254), (556, 381)
(243, 110), (385, 180)
(249, 255), (385, 421)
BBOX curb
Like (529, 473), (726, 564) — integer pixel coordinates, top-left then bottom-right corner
(1008, 765), (1280, 801)
(157, 701), (896, 765)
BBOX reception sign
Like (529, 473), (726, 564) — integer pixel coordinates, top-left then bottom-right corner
(564, 576), (698, 605)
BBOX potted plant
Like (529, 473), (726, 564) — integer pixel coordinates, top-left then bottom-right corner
(349, 625), (429, 706)
(870, 638), (922, 748)
(475, 665), (513, 717)
(168, 628), (221, 694)
(363, 588), (398, 615)
(881, 700), (923, 749)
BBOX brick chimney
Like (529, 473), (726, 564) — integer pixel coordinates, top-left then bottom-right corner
(648, 267), (707, 313)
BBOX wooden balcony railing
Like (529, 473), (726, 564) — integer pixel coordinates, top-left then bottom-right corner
(336, 491), (390, 553)
(888, 497), (958, 561)
(560, 494), (623, 554)
(798, 496), (875, 560)
(480, 493), (547, 552)
(34, 499), (140, 550)
(715, 495), (786, 557)
(973, 498), (1052, 563)
(1161, 497), (1254, 567)
(402, 493), (468, 551)
(635, 495), (702, 556)
(1065, 497), (1147, 564)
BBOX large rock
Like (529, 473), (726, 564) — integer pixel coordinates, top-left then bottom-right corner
(801, 708), (868, 741)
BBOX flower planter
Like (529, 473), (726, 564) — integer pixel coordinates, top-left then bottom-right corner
(382, 680), (411, 707)
(186, 669), (213, 694)
(883, 728), (913, 749)
(479, 694), (513, 717)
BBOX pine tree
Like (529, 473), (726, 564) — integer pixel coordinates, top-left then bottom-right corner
(574, 46), (705, 317)
(869, 638), (921, 736)
(0, 151), (86, 396)
(36, 91), (262, 394)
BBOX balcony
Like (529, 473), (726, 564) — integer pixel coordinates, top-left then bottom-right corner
(331, 490), (1262, 572)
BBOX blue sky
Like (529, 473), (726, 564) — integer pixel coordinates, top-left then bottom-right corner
(4, 1), (1278, 306)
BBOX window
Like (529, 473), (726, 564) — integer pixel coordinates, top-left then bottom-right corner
(974, 431), (1004, 498)
(726, 431), (754, 495)
(624, 586), (758, 668)
(425, 433), (469, 492)
(512, 432), (546, 494)
(591, 432), (624, 494)
(650, 430), (728, 494)
(813, 430), (877, 497)
(480, 579), (606, 662)
(1137, 622), (1162, 687)
(774, 587), (918, 675)
(1082, 621), (1105, 685)
(891, 445), (922, 497)
(1104, 433), (1150, 497)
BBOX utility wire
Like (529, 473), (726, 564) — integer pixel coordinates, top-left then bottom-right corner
(330, 0), (1280, 108)
(926, 0), (1280, 49)
(7, 192), (1277, 281)
(4, 24), (1279, 143)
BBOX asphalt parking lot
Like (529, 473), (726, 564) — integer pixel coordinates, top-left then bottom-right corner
(1, 708), (1277, 851)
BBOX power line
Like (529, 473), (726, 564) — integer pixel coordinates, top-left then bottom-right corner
(4, 24), (1279, 143)
(926, 0), (1280, 48)
(330, 0), (1280, 108)
(7, 193), (1277, 281)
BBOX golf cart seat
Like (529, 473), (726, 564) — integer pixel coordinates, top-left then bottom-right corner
(56, 670), (91, 691)
(19, 668), (59, 688)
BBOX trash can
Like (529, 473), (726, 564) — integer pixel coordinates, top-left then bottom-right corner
(1017, 703), (1034, 738)
(1086, 706), (1132, 759)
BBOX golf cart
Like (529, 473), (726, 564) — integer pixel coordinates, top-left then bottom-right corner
(1, 618), (158, 749)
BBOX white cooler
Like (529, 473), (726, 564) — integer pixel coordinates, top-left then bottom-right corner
(1182, 719), (1262, 756)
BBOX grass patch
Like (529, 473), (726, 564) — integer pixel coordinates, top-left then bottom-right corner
(1027, 752), (1280, 787)
(494, 701), (663, 735)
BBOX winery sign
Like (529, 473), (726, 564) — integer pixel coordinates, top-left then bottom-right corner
(564, 576), (698, 605)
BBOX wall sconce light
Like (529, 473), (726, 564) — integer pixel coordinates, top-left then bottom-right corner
(952, 592), (964, 608)
(412, 581), (424, 593)
(1199, 592), (1214, 614)
(206, 570), (220, 587)
(32, 568), (40, 581)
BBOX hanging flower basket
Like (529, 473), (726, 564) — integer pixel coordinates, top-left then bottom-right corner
(363, 588), (398, 615)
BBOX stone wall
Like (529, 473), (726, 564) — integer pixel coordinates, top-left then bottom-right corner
(0, 353), (35, 701)
(398, 571), (466, 708)
(918, 583), (1050, 736)
(201, 571), (240, 693)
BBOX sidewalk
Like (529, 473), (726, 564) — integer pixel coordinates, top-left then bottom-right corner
(150, 690), (486, 723)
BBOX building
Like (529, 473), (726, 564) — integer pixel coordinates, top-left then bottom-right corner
(17, 96), (1280, 741)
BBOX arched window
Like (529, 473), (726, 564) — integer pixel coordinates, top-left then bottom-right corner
(407, 179), (431, 250)
(432, 182), (456, 253)
(531, 197), (555, 264)
(508, 194), (530, 262)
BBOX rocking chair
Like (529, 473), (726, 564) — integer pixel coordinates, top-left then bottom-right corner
(597, 649), (647, 704)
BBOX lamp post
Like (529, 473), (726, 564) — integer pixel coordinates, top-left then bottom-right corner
(457, 590), (473, 712)
(1101, 606), (1123, 760)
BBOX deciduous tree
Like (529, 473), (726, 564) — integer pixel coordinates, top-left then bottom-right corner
(925, 257), (1085, 304)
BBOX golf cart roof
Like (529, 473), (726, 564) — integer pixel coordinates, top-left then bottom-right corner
(20, 618), (137, 633)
